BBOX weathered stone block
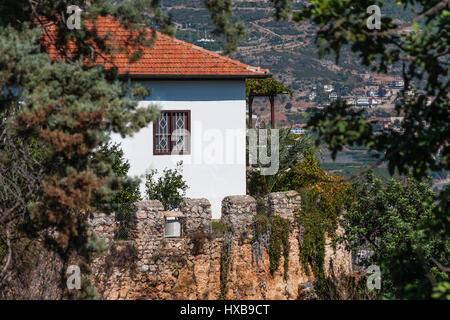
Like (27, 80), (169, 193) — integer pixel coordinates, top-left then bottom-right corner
(222, 195), (256, 235)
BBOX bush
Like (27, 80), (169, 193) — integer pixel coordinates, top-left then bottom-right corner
(341, 172), (449, 299)
(145, 161), (188, 210)
(99, 143), (141, 240)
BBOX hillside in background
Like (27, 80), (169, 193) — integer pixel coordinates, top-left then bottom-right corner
(161, 0), (415, 92)
(157, 1), (444, 182)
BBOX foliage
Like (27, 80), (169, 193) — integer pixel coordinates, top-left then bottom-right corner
(220, 232), (234, 299)
(252, 212), (290, 280)
(248, 136), (351, 288)
(308, 100), (375, 160)
(0, 1), (173, 60)
(320, 274), (381, 300)
(341, 172), (449, 299)
(202, 0), (248, 53)
(270, 216), (290, 279)
(275, 152), (326, 191)
(287, 154), (353, 290)
(293, 4), (450, 283)
(246, 77), (293, 97)
(0, 24), (158, 248)
(292, 0), (449, 181)
(0, 0), (165, 298)
(145, 161), (189, 210)
(255, 152), (353, 290)
(210, 0), (449, 299)
(295, 0), (449, 181)
(99, 143), (141, 240)
(247, 126), (314, 196)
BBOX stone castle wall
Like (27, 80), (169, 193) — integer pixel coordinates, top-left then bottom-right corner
(90, 191), (352, 300)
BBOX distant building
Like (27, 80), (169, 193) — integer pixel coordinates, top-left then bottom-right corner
(367, 89), (379, 97)
(324, 84), (334, 92)
(307, 91), (316, 101)
(370, 98), (381, 105)
(376, 117), (391, 129)
(329, 92), (338, 100)
(345, 98), (355, 106)
(291, 127), (306, 135)
(390, 80), (404, 88)
(406, 90), (416, 97)
(390, 117), (404, 124)
(356, 97), (370, 106)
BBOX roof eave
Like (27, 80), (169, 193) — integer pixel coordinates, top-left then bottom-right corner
(118, 73), (271, 80)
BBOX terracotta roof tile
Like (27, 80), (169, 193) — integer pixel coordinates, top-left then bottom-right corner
(42, 16), (269, 78)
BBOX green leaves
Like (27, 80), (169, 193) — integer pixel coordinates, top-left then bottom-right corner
(247, 126), (314, 196)
(246, 77), (293, 97)
(145, 161), (189, 211)
(270, 0), (293, 21)
(202, 0), (248, 53)
(0, 2), (163, 296)
(342, 172), (449, 299)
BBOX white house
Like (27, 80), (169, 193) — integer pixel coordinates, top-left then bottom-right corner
(356, 97), (370, 107)
(324, 84), (334, 92)
(56, 17), (270, 218)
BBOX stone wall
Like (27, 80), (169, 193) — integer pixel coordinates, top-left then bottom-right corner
(179, 198), (212, 234)
(90, 192), (352, 300)
(221, 195), (256, 236)
(265, 191), (301, 223)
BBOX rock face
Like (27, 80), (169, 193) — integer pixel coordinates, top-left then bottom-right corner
(90, 192), (352, 300)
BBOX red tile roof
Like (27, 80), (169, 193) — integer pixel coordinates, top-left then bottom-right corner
(43, 16), (269, 79)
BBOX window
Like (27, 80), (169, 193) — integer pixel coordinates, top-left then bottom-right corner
(153, 111), (190, 155)
(164, 217), (182, 238)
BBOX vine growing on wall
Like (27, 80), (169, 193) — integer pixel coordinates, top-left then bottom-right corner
(248, 144), (353, 292)
(219, 225), (234, 299)
(252, 207), (291, 280)
(269, 216), (290, 280)
(275, 153), (354, 289)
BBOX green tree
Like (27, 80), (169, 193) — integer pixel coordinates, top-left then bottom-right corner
(247, 126), (314, 196)
(246, 77), (293, 97)
(145, 161), (189, 211)
(208, 0), (449, 298)
(342, 172), (449, 299)
(99, 143), (142, 240)
(0, 1), (166, 297)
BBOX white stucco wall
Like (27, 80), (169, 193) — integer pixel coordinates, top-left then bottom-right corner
(112, 80), (247, 218)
